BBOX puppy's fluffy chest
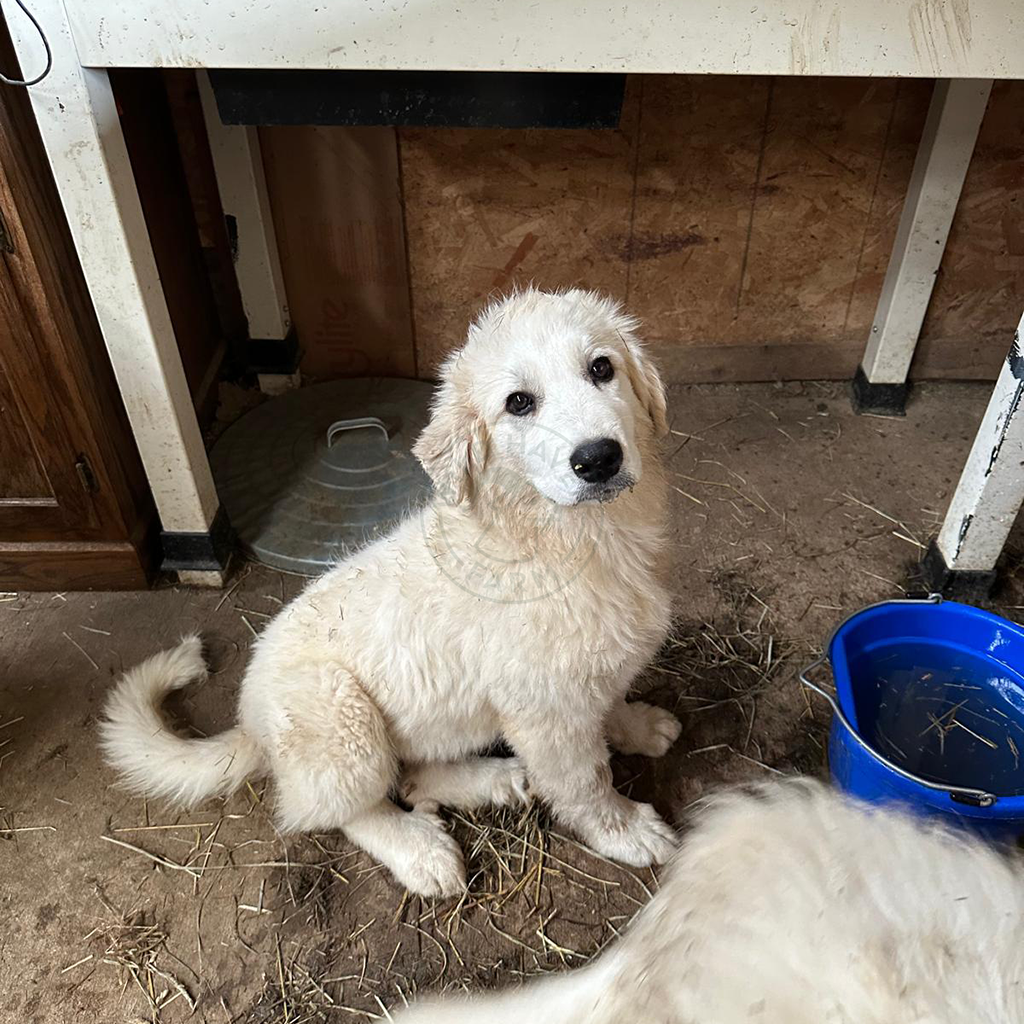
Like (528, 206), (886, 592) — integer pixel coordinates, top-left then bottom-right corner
(534, 548), (669, 673)
(268, 493), (669, 721)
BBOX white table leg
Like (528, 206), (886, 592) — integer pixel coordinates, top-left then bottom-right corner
(5, 0), (229, 582)
(853, 79), (992, 417)
(197, 72), (294, 375)
(924, 312), (1024, 599)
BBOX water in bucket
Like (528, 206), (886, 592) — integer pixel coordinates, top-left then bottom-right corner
(850, 642), (1024, 796)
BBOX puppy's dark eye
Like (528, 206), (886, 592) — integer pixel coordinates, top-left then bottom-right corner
(505, 392), (535, 416)
(589, 356), (614, 383)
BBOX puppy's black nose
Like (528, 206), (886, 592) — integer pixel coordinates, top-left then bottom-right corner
(570, 438), (623, 484)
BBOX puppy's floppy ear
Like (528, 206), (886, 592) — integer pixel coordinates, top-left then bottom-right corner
(413, 362), (488, 505)
(623, 339), (669, 438)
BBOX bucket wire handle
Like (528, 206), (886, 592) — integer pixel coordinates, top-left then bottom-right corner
(798, 654), (839, 714)
(798, 594), (998, 810)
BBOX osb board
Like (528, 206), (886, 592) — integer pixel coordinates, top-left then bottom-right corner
(400, 75), (1021, 383)
(839, 81), (934, 363)
(259, 126), (415, 379)
(914, 80), (1024, 380)
(278, 77), (1022, 384)
(623, 76), (770, 351)
(399, 79), (641, 373)
(628, 76), (932, 381)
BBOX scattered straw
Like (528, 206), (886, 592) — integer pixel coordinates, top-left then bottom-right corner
(100, 834), (202, 878)
(671, 485), (707, 506)
(62, 631), (99, 670)
(839, 492), (927, 551)
(650, 617), (801, 731)
(112, 822), (216, 833)
(857, 568), (906, 593)
(79, 893), (196, 1022)
(0, 823), (56, 835)
(248, 938), (343, 1024)
(215, 564), (253, 612)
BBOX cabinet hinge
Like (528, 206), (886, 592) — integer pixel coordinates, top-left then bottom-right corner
(74, 454), (98, 493)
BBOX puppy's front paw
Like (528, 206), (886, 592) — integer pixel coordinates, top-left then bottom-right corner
(393, 810), (467, 898)
(609, 701), (682, 758)
(580, 800), (677, 867)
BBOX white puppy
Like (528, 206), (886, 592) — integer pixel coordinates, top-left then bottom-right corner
(394, 781), (1024, 1024)
(101, 288), (681, 896)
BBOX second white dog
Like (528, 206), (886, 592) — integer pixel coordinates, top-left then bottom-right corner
(394, 781), (1024, 1023)
(101, 288), (681, 896)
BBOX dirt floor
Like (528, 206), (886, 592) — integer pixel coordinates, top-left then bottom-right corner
(4, 379), (1024, 1024)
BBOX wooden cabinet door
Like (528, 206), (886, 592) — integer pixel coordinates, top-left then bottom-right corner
(0, 17), (156, 589)
(0, 282), (102, 540)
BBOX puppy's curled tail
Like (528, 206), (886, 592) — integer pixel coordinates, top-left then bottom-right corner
(99, 635), (264, 807)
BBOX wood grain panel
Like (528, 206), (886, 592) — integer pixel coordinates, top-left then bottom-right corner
(260, 125), (415, 379)
(0, 135), (101, 535)
(0, 15), (155, 587)
(628, 77), (925, 357)
(625, 76), (770, 346)
(841, 80), (932, 345)
(737, 78), (916, 345)
(0, 365), (52, 500)
(0, 542), (150, 590)
(109, 69), (226, 428)
(400, 80), (640, 374)
(163, 70), (249, 357)
(294, 74), (1022, 385)
(915, 81), (1024, 379)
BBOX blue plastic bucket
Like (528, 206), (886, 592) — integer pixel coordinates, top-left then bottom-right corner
(800, 596), (1024, 839)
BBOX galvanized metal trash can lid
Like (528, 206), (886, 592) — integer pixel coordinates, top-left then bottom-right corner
(210, 378), (434, 575)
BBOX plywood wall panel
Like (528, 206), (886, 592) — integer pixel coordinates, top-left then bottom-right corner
(841, 80), (932, 346)
(914, 81), (1024, 380)
(737, 78), (910, 345)
(400, 82), (640, 374)
(628, 76), (932, 383)
(403, 76), (932, 379)
(625, 76), (770, 346)
(280, 75), (1021, 385)
(260, 126), (415, 379)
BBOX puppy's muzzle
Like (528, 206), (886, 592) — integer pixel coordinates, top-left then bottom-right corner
(570, 438), (623, 484)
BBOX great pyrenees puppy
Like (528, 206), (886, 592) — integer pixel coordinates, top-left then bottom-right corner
(394, 781), (1024, 1023)
(101, 288), (681, 896)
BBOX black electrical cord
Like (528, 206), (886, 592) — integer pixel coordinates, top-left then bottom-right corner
(1, 0), (52, 87)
